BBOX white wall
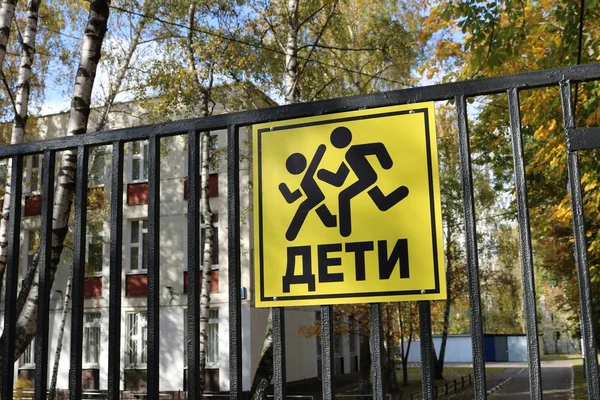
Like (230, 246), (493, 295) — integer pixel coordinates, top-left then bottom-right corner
(507, 336), (527, 362)
(284, 308), (319, 382)
(405, 335), (473, 363)
(4, 98), (327, 393)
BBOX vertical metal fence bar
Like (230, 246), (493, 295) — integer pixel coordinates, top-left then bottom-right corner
(108, 141), (124, 400)
(1, 154), (23, 400)
(507, 88), (543, 399)
(273, 307), (287, 400)
(559, 81), (600, 398)
(69, 146), (89, 400)
(35, 151), (55, 400)
(418, 302), (434, 400)
(320, 305), (335, 400)
(187, 130), (200, 400)
(369, 303), (384, 400)
(147, 135), (161, 400)
(227, 125), (242, 400)
(455, 95), (487, 399)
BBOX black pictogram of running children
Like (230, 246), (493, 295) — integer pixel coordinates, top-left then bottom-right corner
(278, 126), (409, 241)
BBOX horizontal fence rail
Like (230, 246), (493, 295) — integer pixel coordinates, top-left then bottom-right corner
(0, 62), (598, 400)
(0, 63), (598, 158)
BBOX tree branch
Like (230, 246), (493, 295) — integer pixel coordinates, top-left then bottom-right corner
(187, 4), (205, 93)
(249, 2), (286, 53)
(298, 0), (339, 78)
(309, 75), (337, 101)
(1, 68), (17, 116)
(297, 43), (377, 52)
(297, 2), (328, 28)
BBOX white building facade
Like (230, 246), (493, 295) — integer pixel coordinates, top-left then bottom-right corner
(3, 97), (359, 394)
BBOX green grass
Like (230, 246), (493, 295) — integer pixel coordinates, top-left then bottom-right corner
(541, 353), (582, 361)
(573, 360), (587, 399)
(392, 366), (507, 398)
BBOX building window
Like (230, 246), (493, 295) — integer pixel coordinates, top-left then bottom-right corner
(206, 309), (219, 365)
(25, 229), (40, 277)
(129, 220), (147, 273)
(184, 309), (219, 368)
(24, 154), (42, 194)
(21, 342), (34, 368)
(89, 147), (107, 188)
(130, 141), (148, 182)
(87, 222), (103, 277)
(83, 313), (101, 367)
(125, 312), (147, 368)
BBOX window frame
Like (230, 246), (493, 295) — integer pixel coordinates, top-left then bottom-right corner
(184, 214), (219, 272)
(86, 221), (104, 277)
(184, 133), (220, 176)
(125, 311), (147, 369)
(127, 219), (147, 274)
(20, 341), (35, 368)
(83, 312), (102, 368)
(89, 147), (108, 188)
(129, 140), (149, 183)
(183, 308), (219, 369)
(24, 154), (42, 195)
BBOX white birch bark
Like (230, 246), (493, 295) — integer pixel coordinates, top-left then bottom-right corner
(48, 267), (72, 400)
(0, 0), (16, 65)
(252, 2), (299, 398)
(284, 0), (299, 105)
(0, 0), (37, 298)
(187, 4), (216, 392)
(0, 0), (111, 366)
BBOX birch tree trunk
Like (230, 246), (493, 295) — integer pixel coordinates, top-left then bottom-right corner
(48, 267), (72, 400)
(0, 1), (16, 64)
(0, 0), (38, 300)
(187, 4), (216, 393)
(251, 2), (300, 398)
(0, 0), (110, 368)
(284, 0), (299, 105)
(250, 312), (274, 400)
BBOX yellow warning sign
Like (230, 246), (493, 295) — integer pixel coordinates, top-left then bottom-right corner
(253, 103), (446, 307)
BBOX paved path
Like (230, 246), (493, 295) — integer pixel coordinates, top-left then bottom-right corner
(487, 360), (572, 399)
(451, 360), (573, 399)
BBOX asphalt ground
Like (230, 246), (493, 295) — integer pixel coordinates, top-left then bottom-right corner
(452, 360), (573, 399)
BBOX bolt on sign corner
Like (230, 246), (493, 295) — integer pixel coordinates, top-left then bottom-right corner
(253, 103), (446, 307)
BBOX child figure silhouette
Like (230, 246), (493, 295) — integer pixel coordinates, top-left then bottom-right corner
(318, 126), (409, 237)
(279, 145), (337, 241)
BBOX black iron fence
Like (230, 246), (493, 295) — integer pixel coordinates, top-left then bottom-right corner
(1, 62), (600, 400)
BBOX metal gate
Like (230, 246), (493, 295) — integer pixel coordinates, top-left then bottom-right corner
(1, 62), (600, 400)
